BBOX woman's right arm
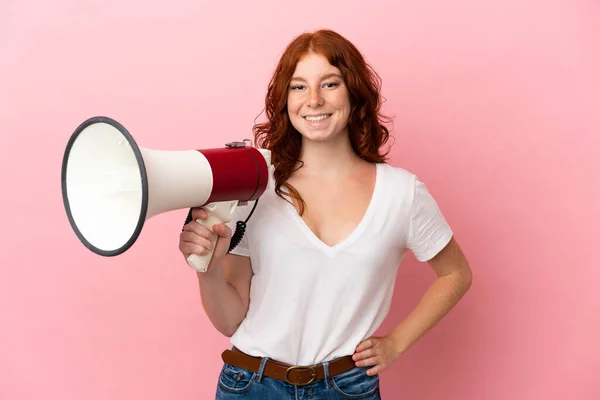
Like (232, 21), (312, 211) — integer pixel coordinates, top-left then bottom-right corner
(196, 253), (252, 337)
(180, 208), (253, 337)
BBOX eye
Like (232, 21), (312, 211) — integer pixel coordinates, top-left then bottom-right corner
(289, 84), (305, 91)
(323, 81), (340, 89)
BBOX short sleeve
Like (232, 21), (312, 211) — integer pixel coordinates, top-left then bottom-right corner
(225, 200), (255, 257)
(407, 179), (453, 262)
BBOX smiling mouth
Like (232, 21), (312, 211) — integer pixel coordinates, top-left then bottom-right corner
(303, 114), (332, 121)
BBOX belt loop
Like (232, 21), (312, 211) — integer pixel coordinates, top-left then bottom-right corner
(322, 361), (331, 389)
(255, 357), (269, 383)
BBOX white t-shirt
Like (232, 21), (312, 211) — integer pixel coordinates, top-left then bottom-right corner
(225, 162), (453, 366)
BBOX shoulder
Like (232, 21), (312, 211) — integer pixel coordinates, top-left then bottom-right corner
(377, 162), (418, 192)
(377, 163), (444, 210)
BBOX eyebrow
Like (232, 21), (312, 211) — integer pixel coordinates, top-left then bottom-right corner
(290, 73), (343, 82)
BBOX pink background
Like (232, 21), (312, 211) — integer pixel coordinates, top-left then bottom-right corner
(1, 1), (599, 399)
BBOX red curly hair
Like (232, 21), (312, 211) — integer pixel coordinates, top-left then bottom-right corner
(253, 29), (392, 215)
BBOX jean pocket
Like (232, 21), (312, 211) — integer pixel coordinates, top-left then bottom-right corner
(330, 366), (380, 399)
(218, 363), (256, 394)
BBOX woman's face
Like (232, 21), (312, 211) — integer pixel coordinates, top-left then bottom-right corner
(286, 53), (351, 144)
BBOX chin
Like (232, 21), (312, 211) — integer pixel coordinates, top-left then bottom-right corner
(300, 131), (343, 143)
(291, 119), (348, 143)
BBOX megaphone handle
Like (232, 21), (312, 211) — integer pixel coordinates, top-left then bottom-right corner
(186, 214), (220, 272)
(186, 201), (238, 273)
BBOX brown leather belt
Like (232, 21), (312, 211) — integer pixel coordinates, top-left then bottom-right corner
(221, 347), (356, 386)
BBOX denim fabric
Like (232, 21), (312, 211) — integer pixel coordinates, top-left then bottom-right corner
(215, 356), (381, 400)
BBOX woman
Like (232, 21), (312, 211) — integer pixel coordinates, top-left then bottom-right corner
(179, 29), (472, 399)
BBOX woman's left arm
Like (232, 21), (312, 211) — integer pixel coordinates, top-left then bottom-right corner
(352, 236), (473, 375)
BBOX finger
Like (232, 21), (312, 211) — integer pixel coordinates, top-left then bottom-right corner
(213, 223), (232, 238)
(180, 241), (212, 256)
(192, 207), (207, 220)
(366, 365), (382, 376)
(352, 348), (376, 361)
(182, 222), (217, 241)
(180, 231), (214, 251)
(354, 355), (380, 368)
(355, 338), (376, 353)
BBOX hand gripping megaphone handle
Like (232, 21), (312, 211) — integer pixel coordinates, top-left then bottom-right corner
(186, 200), (239, 272)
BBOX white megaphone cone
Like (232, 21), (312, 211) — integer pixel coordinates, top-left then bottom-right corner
(61, 116), (271, 272)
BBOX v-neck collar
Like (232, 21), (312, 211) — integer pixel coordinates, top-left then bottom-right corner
(284, 162), (383, 258)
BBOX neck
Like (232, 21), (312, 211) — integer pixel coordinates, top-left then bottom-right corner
(296, 134), (362, 179)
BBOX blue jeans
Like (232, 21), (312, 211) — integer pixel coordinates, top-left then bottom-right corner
(215, 356), (381, 399)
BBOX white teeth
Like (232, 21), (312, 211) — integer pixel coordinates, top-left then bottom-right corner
(305, 114), (330, 121)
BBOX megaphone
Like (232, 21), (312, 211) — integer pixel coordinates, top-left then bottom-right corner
(61, 116), (271, 272)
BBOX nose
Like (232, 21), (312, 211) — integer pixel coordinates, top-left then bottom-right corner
(307, 88), (324, 107)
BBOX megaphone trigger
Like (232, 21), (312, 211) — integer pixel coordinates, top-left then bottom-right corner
(185, 200), (239, 272)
